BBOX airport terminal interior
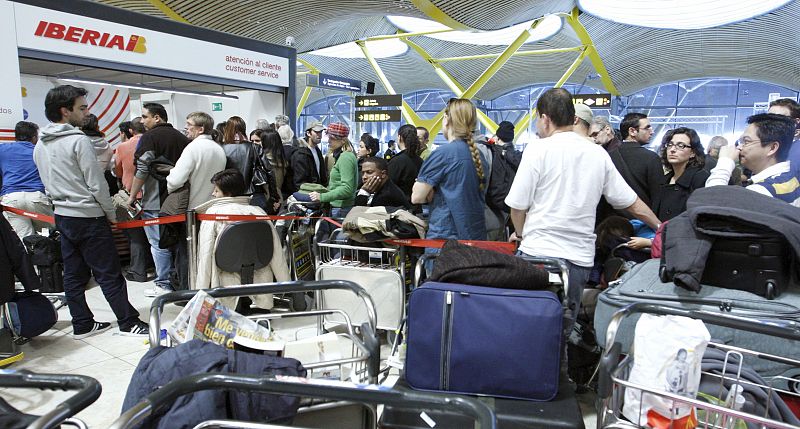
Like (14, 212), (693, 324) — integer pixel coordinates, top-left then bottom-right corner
(1, 0), (800, 428)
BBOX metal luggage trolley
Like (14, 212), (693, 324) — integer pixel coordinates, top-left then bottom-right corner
(149, 281), (386, 426)
(315, 231), (407, 339)
(598, 303), (800, 429)
(110, 372), (497, 429)
(277, 200), (327, 283)
(0, 369), (101, 429)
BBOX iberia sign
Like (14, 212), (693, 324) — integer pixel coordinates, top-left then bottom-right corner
(34, 20), (147, 53)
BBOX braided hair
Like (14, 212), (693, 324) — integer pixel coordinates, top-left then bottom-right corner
(445, 98), (484, 189)
(397, 124), (422, 159)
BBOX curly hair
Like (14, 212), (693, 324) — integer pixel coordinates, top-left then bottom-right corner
(658, 127), (705, 171)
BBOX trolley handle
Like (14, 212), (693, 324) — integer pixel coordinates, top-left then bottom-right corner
(149, 280), (377, 346)
(0, 370), (101, 429)
(110, 373), (496, 429)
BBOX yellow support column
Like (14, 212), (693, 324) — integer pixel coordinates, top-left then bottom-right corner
(563, 8), (620, 96)
(513, 47), (588, 140)
(356, 41), (425, 126)
(402, 38), (498, 134)
(296, 59), (320, 117)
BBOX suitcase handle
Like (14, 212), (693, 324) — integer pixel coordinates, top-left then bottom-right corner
(0, 370), (101, 429)
(111, 373), (497, 429)
(149, 280), (377, 347)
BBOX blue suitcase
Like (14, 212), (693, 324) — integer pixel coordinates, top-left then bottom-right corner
(405, 282), (563, 401)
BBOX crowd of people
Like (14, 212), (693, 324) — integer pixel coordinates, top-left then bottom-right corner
(0, 83), (798, 340)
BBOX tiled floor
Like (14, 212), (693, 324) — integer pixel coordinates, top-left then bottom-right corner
(3, 278), (599, 428)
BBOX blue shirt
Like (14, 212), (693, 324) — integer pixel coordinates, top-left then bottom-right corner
(0, 141), (45, 196)
(417, 139), (487, 240)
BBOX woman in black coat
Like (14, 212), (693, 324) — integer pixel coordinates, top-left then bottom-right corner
(652, 127), (710, 221)
(387, 124), (423, 202)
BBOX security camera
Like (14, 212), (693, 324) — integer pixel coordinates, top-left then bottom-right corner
(285, 36), (295, 47)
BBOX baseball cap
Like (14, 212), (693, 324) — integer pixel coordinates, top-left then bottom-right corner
(306, 121), (324, 132)
(327, 122), (350, 139)
(574, 103), (594, 124)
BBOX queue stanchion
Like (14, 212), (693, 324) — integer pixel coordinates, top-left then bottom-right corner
(186, 209), (197, 290)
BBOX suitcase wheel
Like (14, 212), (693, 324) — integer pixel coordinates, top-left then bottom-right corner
(765, 281), (776, 300)
(658, 265), (669, 283)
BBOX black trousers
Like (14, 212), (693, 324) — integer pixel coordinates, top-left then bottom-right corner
(55, 215), (140, 331)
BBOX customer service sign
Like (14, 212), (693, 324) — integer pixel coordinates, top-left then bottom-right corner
(12, 3), (290, 88)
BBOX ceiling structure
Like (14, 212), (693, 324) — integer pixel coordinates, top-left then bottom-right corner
(88, 0), (799, 110)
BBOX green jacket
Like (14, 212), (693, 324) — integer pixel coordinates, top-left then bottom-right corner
(319, 151), (357, 207)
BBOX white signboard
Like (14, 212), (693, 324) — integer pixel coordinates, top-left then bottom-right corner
(0, 1), (24, 141)
(13, 3), (290, 88)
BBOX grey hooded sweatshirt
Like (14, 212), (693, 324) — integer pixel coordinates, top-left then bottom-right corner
(33, 123), (116, 221)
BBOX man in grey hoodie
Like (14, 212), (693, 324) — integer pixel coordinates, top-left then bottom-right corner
(33, 85), (149, 339)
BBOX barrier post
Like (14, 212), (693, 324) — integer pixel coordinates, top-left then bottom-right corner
(186, 209), (196, 290)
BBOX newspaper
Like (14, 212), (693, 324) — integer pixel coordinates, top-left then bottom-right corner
(168, 290), (283, 352)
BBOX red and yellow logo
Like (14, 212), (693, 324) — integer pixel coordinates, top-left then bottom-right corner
(34, 21), (146, 53)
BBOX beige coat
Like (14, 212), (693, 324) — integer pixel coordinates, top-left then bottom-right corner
(194, 196), (290, 309)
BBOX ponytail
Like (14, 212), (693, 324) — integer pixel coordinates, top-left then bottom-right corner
(464, 130), (484, 190)
(398, 124), (421, 159)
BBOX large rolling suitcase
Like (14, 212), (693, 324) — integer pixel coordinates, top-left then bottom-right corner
(405, 282), (563, 401)
(380, 377), (585, 429)
(595, 259), (800, 380)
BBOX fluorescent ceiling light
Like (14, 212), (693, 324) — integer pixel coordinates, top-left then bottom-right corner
(387, 15), (562, 45)
(577, 0), (792, 30)
(307, 39), (408, 58)
(58, 77), (239, 99)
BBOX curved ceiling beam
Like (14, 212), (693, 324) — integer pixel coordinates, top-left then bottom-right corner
(145, 0), (189, 23)
(410, 0), (477, 32)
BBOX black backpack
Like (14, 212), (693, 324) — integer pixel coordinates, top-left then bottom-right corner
(485, 144), (521, 213)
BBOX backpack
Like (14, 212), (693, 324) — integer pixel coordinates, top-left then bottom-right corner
(485, 144), (521, 213)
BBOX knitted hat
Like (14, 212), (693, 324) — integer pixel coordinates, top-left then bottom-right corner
(327, 122), (350, 139)
(495, 121), (515, 142)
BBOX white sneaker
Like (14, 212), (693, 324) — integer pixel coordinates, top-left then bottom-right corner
(143, 285), (173, 297)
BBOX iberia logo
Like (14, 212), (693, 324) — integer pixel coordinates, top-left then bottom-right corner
(34, 21), (147, 53)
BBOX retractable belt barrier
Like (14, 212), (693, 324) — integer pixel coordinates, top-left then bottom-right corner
(1, 205), (516, 253)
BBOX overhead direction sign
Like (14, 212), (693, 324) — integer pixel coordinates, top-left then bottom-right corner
(356, 109), (401, 123)
(573, 93), (612, 108)
(317, 73), (361, 92)
(355, 94), (402, 108)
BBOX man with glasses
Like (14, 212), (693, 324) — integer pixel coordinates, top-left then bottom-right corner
(590, 116), (621, 152)
(706, 113), (797, 206)
(289, 120), (328, 194)
(610, 112), (664, 209)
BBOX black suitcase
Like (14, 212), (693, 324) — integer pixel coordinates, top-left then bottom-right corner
(36, 263), (64, 293)
(379, 378), (585, 429)
(699, 235), (792, 299)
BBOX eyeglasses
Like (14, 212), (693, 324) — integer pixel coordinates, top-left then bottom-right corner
(736, 138), (763, 148)
(589, 130), (601, 138)
(665, 142), (691, 150)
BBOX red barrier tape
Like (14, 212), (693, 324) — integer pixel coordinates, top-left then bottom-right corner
(2, 205), (514, 253)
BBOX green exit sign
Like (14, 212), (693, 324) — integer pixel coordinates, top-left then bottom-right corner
(211, 102), (223, 111)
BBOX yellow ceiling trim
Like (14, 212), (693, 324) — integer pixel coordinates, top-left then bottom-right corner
(410, 0), (476, 31)
(145, 0), (189, 23)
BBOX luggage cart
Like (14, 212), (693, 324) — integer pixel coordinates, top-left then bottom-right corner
(598, 302), (800, 429)
(315, 232), (407, 339)
(0, 369), (101, 429)
(109, 372), (497, 429)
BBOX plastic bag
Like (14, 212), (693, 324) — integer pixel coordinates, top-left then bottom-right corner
(623, 314), (710, 428)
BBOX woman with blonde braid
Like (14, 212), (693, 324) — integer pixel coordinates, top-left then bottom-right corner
(412, 98), (487, 243)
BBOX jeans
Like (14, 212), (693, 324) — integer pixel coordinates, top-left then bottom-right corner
(55, 215), (140, 332)
(1, 191), (53, 240)
(142, 210), (174, 289)
(124, 227), (153, 279)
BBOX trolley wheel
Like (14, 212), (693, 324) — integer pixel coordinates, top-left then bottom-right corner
(765, 281), (777, 300)
(289, 292), (308, 312)
(658, 264), (669, 283)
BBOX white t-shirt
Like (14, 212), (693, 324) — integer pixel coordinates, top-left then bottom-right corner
(504, 131), (638, 267)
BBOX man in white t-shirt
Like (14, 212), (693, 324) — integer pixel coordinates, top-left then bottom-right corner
(505, 88), (660, 332)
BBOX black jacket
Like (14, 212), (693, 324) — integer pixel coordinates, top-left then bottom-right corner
(134, 123), (190, 210)
(0, 210), (39, 304)
(289, 146), (327, 195)
(223, 143), (258, 194)
(652, 166), (710, 221)
(387, 150), (422, 200)
(354, 179), (412, 210)
(662, 186), (800, 292)
(611, 141), (665, 206)
(122, 340), (306, 429)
